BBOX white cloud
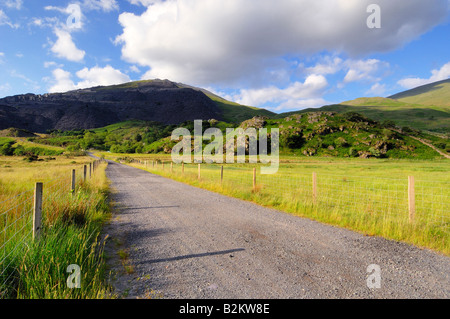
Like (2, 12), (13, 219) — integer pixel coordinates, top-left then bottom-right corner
(10, 70), (40, 91)
(0, 83), (12, 94)
(50, 28), (86, 62)
(233, 74), (329, 111)
(82, 0), (119, 12)
(126, 0), (156, 6)
(44, 61), (64, 68)
(115, 0), (449, 87)
(366, 83), (386, 96)
(305, 57), (343, 76)
(129, 65), (140, 73)
(30, 17), (59, 28)
(49, 65), (131, 93)
(0, 9), (19, 28)
(3, 0), (23, 10)
(343, 59), (387, 84)
(75, 65), (131, 88)
(398, 62), (450, 89)
(48, 68), (77, 93)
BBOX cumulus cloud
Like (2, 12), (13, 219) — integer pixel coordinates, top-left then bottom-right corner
(50, 28), (86, 62)
(75, 65), (131, 88)
(49, 68), (77, 93)
(49, 65), (131, 93)
(398, 62), (450, 89)
(44, 1), (119, 62)
(115, 0), (449, 87)
(233, 74), (329, 111)
(305, 57), (344, 76)
(342, 59), (387, 84)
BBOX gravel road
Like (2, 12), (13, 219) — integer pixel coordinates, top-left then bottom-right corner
(104, 160), (449, 299)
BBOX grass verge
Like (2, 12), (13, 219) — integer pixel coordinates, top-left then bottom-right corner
(0, 156), (114, 299)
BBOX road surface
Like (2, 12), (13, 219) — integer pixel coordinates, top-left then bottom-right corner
(104, 160), (449, 299)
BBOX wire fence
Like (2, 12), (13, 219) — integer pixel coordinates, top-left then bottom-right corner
(0, 160), (103, 296)
(128, 158), (449, 251)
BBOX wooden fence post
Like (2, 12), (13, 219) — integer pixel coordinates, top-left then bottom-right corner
(89, 163), (92, 179)
(83, 165), (87, 181)
(312, 172), (317, 204)
(198, 164), (201, 180)
(33, 182), (43, 240)
(221, 166), (223, 186)
(408, 176), (415, 223)
(71, 169), (76, 195)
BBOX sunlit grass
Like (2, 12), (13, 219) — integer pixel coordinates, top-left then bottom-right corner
(0, 156), (113, 299)
(115, 155), (449, 256)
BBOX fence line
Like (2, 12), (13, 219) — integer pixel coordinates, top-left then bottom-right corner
(126, 159), (449, 241)
(0, 159), (104, 294)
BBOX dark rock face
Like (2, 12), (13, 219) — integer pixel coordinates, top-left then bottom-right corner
(0, 80), (223, 132)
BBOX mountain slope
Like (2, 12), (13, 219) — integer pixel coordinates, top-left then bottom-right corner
(389, 78), (450, 106)
(0, 79), (274, 132)
(176, 82), (276, 123)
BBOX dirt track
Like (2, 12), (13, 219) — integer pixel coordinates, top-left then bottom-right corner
(104, 160), (450, 299)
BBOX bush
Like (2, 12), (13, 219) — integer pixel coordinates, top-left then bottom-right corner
(334, 137), (348, 148)
(23, 153), (39, 162)
(0, 141), (14, 156)
(348, 147), (358, 157)
(13, 145), (26, 156)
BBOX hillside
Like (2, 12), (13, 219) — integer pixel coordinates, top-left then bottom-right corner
(26, 112), (448, 160)
(0, 79), (274, 133)
(278, 79), (450, 133)
(389, 78), (450, 106)
(176, 82), (276, 123)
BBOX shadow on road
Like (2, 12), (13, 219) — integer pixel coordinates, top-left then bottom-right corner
(138, 248), (246, 265)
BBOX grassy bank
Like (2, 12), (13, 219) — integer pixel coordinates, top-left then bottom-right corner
(110, 154), (449, 256)
(0, 156), (113, 299)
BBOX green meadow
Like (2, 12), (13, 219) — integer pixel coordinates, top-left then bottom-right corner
(107, 153), (449, 256)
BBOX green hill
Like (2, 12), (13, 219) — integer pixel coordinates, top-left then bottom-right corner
(277, 79), (450, 133)
(26, 112), (448, 159)
(389, 78), (450, 107)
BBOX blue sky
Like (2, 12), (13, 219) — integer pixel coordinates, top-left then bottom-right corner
(0, 0), (449, 113)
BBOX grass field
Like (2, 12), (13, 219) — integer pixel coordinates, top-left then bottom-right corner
(105, 153), (450, 256)
(0, 156), (112, 299)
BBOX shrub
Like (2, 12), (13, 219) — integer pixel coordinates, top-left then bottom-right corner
(0, 141), (14, 156)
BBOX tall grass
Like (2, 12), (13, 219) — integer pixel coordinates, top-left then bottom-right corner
(0, 156), (113, 299)
(125, 157), (449, 256)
